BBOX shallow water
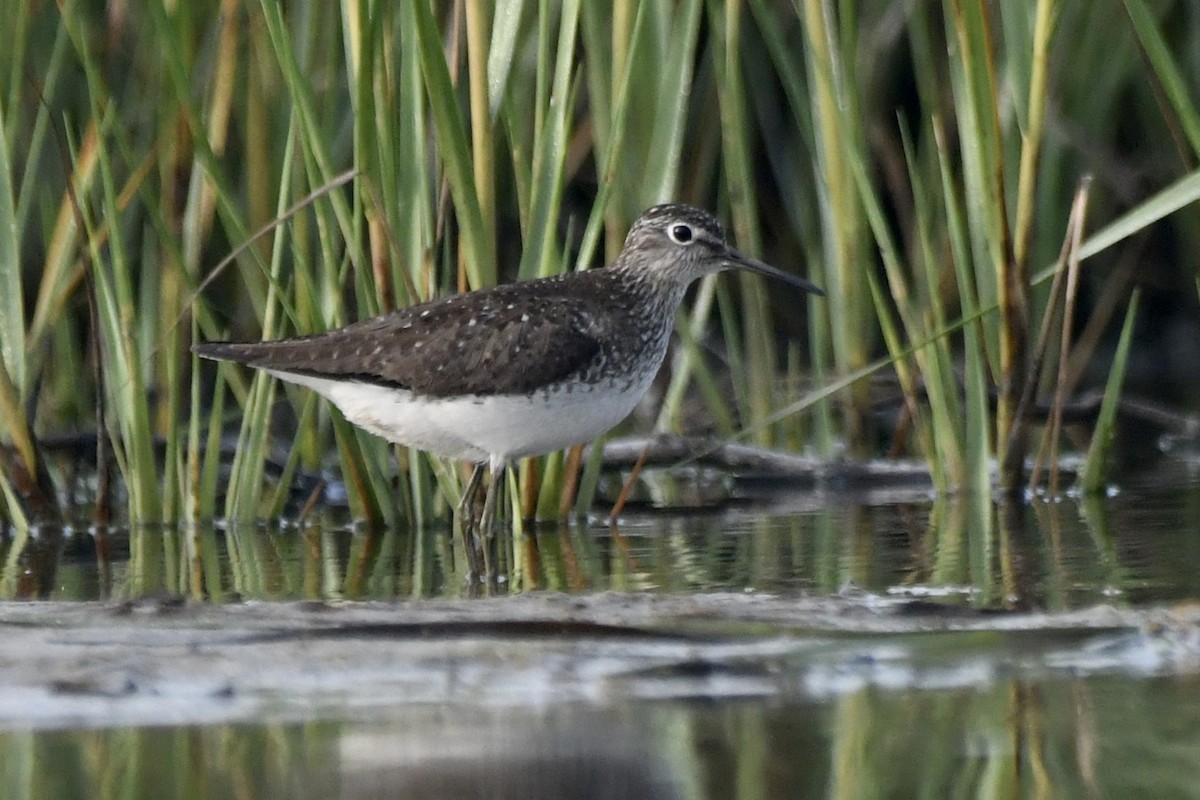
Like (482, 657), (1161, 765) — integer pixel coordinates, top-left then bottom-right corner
(21, 474), (1200, 607)
(7, 678), (1199, 800)
(2, 462), (1200, 798)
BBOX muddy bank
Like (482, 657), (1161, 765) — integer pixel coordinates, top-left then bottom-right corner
(1, 593), (1198, 731)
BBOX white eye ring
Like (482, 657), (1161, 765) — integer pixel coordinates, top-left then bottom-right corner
(668, 223), (695, 245)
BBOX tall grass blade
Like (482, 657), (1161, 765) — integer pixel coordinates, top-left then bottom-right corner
(258, 1), (357, 259)
(412, 0), (495, 290)
(74, 93), (161, 523)
(0, 119), (37, 508)
(466, 2), (497, 262)
(640, 0), (703, 206)
(1122, 0), (1200, 155)
(1080, 290), (1141, 493)
(712, 1), (780, 446)
(1073, 168), (1200, 266)
(222, 126), (298, 521)
(0, 106), (24, 399)
(867, 273), (941, 486)
(798, 0), (874, 453)
(517, 0), (580, 280)
(574, 0), (650, 272)
(488, 0), (526, 117)
(1008, 0), (1057, 270)
(946, 0), (1026, 487)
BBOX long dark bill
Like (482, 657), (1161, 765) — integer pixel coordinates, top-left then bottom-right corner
(725, 248), (825, 297)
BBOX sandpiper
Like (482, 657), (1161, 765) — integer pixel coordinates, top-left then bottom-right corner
(194, 203), (823, 530)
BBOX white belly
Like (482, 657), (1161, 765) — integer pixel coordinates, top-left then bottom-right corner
(267, 370), (652, 463)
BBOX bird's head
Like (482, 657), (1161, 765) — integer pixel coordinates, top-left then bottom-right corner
(617, 204), (824, 297)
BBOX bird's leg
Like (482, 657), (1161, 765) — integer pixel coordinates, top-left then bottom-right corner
(456, 463), (486, 582)
(479, 456), (507, 536)
(477, 457), (507, 582)
(458, 463), (486, 519)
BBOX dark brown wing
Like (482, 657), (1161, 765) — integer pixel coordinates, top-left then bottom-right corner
(193, 277), (606, 398)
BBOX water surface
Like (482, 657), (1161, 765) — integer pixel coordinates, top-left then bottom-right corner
(2, 464), (1199, 798)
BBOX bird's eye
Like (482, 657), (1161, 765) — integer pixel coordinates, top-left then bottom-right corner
(668, 223), (694, 245)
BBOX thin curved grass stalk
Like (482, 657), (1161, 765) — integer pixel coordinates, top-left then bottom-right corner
(1041, 181), (1089, 496)
(1024, 179), (1090, 494)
